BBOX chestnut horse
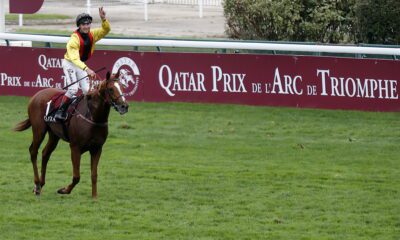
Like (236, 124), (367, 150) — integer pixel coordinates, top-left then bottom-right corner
(14, 72), (129, 198)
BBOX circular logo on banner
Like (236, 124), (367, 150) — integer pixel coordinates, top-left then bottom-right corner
(112, 57), (140, 96)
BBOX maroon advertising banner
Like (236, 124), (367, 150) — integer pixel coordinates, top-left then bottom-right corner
(0, 46), (399, 111)
(9, 0), (44, 14)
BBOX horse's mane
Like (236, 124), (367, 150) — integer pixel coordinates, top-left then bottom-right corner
(87, 74), (119, 99)
(87, 79), (108, 98)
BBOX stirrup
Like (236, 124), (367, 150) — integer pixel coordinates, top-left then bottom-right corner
(55, 110), (68, 121)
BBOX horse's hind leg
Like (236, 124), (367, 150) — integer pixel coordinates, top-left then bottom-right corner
(29, 125), (47, 196)
(40, 131), (60, 190)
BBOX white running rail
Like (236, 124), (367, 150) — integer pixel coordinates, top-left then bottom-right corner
(0, 32), (399, 57)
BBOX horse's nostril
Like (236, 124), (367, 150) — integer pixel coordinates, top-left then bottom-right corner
(119, 104), (129, 113)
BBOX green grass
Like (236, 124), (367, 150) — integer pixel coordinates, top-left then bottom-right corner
(6, 14), (70, 21)
(0, 96), (399, 239)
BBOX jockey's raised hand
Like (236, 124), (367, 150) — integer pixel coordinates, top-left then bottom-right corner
(99, 7), (106, 20)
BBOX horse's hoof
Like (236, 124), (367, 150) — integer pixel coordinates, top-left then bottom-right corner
(33, 190), (41, 196)
(33, 185), (41, 196)
(57, 187), (70, 195)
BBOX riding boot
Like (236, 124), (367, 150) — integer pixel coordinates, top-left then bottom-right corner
(54, 96), (72, 121)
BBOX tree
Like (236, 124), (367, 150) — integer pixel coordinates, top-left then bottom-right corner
(224, 0), (303, 41)
(299, 0), (355, 43)
(223, 0), (355, 43)
(353, 0), (400, 44)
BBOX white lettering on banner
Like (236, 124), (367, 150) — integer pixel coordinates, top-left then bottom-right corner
(38, 54), (63, 70)
(31, 74), (54, 88)
(159, 65), (206, 97)
(270, 68), (303, 95)
(0, 73), (22, 87)
(317, 69), (399, 99)
(211, 66), (247, 93)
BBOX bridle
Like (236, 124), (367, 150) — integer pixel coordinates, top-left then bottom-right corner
(103, 80), (125, 111)
(92, 74), (125, 111)
(74, 75), (127, 127)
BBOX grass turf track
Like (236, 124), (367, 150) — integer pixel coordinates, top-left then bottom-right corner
(0, 96), (399, 239)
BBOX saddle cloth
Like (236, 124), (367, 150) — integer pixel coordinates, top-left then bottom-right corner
(44, 92), (82, 123)
(50, 92), (65, 110)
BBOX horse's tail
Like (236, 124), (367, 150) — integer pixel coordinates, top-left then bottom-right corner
(13, 119), (31, 132)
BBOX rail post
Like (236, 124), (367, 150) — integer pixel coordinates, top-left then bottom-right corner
(144, 0), (148, 21)
(199, 0), (203, 18)
(86, 0), (91, 14)
(0, 0), (5, 33)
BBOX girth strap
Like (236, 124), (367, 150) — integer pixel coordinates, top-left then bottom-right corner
(61, 122), (70, 141)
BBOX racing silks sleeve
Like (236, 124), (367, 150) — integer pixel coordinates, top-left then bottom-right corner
(92, 19), (111, 43)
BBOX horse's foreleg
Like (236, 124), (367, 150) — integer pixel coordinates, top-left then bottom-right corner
(90, 147), (102, 199)
(57, 145), (81, 195)
(40, 132), (60, 190)
(29, 127), (46, 196)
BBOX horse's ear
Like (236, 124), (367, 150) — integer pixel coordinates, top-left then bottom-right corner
(106, 71), (111, 81)
(115, 69), (120, 79)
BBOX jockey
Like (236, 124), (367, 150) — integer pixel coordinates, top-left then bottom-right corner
(55, 7), (111, 120)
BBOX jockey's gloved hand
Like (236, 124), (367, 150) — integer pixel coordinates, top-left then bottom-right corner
(86, 68), (96, 80)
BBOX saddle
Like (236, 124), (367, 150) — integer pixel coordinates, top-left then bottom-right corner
(44, 92), (82, 124)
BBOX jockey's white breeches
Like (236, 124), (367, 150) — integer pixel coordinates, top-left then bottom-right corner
(62, 59), (90, 98)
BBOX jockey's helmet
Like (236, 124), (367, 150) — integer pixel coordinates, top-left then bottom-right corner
(76, 13), (93, 27)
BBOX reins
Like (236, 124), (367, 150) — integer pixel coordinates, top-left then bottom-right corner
(78, 74), (108, 127)
(91, 74), (124, 111)
(63, 67), (106, 90)
(73, 74), (122, 127)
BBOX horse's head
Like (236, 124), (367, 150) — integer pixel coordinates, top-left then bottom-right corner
(102, 71), (129, 115)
